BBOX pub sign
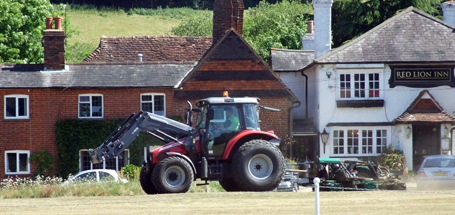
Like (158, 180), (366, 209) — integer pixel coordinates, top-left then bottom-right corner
(389, 66), (455, 88)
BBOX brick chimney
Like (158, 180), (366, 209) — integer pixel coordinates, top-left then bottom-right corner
(212, 0), (244, 44)
(43, 16), (65, 70)
(313, 0), (333, 58)
(442, 1), (455, 26)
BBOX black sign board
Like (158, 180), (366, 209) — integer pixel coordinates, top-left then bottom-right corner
(389, 66), (455, 88)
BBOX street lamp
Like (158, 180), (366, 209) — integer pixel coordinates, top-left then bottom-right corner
(321, 129), (329, 153)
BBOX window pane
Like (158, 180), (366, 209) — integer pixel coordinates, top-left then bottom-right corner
(347, 130), (359, 154)
(79, 103), (90, 117)
(18, 98), (27, 116)
(376, 130), (387, 154)
(6, 98), (16, 117)
(362, 130), (373, 154)
(92, 96), (102, 117)
(340, 74), (351, 98)
(80, 151), (91, 171)
(333, 130), (344, 154)
(105, 157), (116, 170)
(79, 96), (90, 102)
(154, 95), (165, 116)
(142, 103), (153, 112)
(142, 95), (152, 102)
(100, 171), (114, 180)
(19, 153), (28, 171)
(7, 153), (17, 172)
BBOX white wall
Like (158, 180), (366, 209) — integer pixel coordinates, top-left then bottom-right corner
(313, 63), (455, 170)
(276, 72), (306, 119)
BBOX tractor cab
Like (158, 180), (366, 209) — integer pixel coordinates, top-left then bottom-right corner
(194, 96), (261, 158)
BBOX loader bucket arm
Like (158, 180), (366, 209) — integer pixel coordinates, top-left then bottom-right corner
(88, 111), (194, 164)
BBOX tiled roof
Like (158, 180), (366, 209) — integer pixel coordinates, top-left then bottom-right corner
(317, 7), (455, 64)
(394, 112), (455, 123)
(270, 49), (314, 71)
(84, 36), (212, 63)
(179, 30), (300, 103)
(0, 62), (194, 88)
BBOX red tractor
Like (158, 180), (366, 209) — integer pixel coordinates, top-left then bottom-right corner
(89, 95), (285, 194)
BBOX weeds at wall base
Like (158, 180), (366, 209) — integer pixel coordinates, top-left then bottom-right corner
(0, 175), (225, 198)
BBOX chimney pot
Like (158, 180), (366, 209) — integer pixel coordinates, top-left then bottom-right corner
(45, 17), (53, 30)
(53, 16), (63, 30)
(307, 21), (314, 34)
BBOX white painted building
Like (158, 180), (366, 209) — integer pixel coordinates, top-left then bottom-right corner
(272, 0), (455, 170)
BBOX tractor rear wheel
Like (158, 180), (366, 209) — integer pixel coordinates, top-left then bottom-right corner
(232, 139), (285, 191)
(219, 178), (241, 192)
(140, 164), (158, 194)
(152, 156), (194, 193)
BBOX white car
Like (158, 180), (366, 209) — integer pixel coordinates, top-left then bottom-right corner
(66, 169), (127, 184)
(416, 155), (455, 190)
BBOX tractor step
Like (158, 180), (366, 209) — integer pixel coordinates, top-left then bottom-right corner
(196, 182), (210, 186)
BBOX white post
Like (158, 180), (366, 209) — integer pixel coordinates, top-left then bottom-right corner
(314, 177), (320, 215)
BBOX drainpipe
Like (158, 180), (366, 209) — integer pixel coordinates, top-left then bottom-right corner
(300, 70), (309, 119)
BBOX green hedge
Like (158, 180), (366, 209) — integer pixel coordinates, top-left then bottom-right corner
(55, 118), (161, 178)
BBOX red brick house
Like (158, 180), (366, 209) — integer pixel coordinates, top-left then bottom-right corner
(0, 0), (297, 178)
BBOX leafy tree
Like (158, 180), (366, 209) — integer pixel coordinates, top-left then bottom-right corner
(332, 0), (444, 47)
(243, 0), (312, 62)
(170, 11), (213, 36)
(170, 0), (313, 62)
(0, 1), (76, 64)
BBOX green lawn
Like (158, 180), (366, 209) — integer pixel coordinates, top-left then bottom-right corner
(67, 10), (181, 47)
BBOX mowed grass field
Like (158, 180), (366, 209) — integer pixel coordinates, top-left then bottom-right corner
(67, 10), (181, 47)
(2, 189), (455, 215)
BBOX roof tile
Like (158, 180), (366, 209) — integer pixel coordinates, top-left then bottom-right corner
(84, 35), (212, 63)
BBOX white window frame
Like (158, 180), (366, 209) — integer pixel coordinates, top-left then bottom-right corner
(5, 150), (30, 175)
(338, 70), (382, 100)
(79, 149), (129, 171)
(331, 127), (389, 156)
(78, 94), (103, 119)
(4, 95), (30, 119)
(140, 93), (166, 116)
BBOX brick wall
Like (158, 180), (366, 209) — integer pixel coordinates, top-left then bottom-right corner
(0, 88), (175, 178)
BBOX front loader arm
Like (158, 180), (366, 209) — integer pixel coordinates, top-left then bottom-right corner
(89, 111), (194, 164)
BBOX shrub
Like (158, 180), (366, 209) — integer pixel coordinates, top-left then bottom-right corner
(376, 145), (405, 171)
(29, 149), (55, 177)
(121, 164), (141, 180)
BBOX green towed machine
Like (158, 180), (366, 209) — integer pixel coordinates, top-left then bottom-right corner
(292, 158), (406, 191)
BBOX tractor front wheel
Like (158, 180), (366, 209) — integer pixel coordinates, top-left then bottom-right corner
(232, 139), (285, 191)
(140, 164), (158, 194)
(219, 178), (241, 192)
(152, 156), (194, 193)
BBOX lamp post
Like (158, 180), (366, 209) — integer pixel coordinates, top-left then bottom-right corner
(321, 129), (329, 154)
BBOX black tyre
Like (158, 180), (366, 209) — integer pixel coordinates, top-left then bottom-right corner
(219, 178), (241, 192)
(232, 139), (285, 191)
(140, 165), (159, 194)
(152, 156), (194, 193)
(356, 167), (375, 179)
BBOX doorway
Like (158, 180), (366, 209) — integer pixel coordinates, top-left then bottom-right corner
(412, 125), (440, 170)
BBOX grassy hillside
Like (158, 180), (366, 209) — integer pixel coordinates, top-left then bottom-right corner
(68, 10), (181, 47)
(65, 7), (210, 62)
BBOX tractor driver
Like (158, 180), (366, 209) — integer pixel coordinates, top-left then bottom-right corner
(223, 107), (240, 131)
